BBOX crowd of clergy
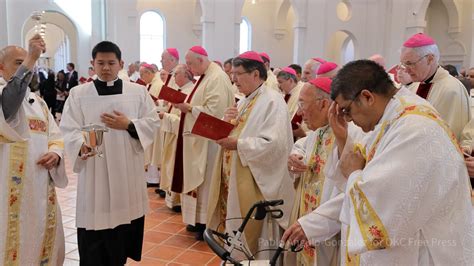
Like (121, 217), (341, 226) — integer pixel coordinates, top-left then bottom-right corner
(0, 31), (473, 266)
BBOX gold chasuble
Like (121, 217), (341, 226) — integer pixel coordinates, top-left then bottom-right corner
(220, 91), (264, 253)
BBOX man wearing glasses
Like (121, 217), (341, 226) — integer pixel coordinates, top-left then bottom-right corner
(400, 33), (470, 140)
(331, 60), (472, 265)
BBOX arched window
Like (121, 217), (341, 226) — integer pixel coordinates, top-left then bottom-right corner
(240, 17), (251, 54)
(342, 38), (355, 64)
(140, 11), (165, 67)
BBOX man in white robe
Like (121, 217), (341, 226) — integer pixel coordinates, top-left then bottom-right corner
(400, 33), (470, 140)
(283, 78), (341, 266)
(147, 48), (181, 197)
(277, 67), (306, 139)
(161, 46), (234, 240)
(159, 64), (194, 211)
(60, 41), (157, 265)
(207, 51), (295, 260)
(139, 63), (164, 187)
(331, 60), (473, 265)
(0, 35), (68, 265)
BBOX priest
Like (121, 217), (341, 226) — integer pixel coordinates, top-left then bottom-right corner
(302, 58), (324, 82)
(159, 64), (195, 212)
(207, 51), (295, 259)
(400, 33), (470, 140)
(331, 60), (472, 265)
(283, 77), (342, 266)
(0, 34), (68, 266)
(60, 41), (157, 265)
(161, 46), (234, 240)
(276, 66), (306, 139)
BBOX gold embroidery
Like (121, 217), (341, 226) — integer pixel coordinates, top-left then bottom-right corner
(4, 142), (28, 266)
(349, 182), (390, 250)
(39, 180), (57, 266)
(298, 127), (335, 265)
(48, 140), (64, 150)
(28, 117), (48, 134)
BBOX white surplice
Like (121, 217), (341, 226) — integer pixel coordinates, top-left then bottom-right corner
(332, 87), (473, 265)
(265, 70), (280, 93)
(207, 86), (295, 259)
(407, 67), (471, 140)
(0, 81), (67, 265)
(60, 80), (158, 230)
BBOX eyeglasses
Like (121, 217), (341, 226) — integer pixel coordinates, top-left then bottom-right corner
(297, 97), (325, 109)
(231, 71), (251, 78)
(399, 54), (429, 69)
(340, 90), (362, 116)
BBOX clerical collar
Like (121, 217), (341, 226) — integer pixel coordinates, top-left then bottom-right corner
(93, 78), (123, 96)
(423, 67), (438, 84)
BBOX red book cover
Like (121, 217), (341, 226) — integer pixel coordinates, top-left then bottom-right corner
(158, 85), (187, 104)
(191, 112), (235, 140)
(291, 113), (303, 130)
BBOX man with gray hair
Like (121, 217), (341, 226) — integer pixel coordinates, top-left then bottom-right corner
(400, 33), (470, 140)
(302, 58), (324, 82)
(161, 46), (234, 240)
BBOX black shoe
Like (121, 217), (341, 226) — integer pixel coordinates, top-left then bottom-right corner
(147, 182), (159, 188)
(195, 230), (205, 241)
(171, 206), (181, 213)
(154, 188), (166, 198)
(186, 224), (198, 232)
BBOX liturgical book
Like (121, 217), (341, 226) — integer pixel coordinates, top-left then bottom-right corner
(158, 85), (187, 103)
(191, 112), (235, 140)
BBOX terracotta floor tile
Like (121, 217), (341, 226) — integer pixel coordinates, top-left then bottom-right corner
(206, 256), (223, 266)
(173, 250), (216, 265)
(59, 158), (222, 265)
(168, 215), (184, 223)
(128, 256), (168, 266)
(176, 227), (196, 237)
(144, 231), (173, 244)
(147, 211), (174, 221)
(163, 235), (198, 249)
(152, 222), (185, 234)
(141, 241), (157, 255)
(144, 218), (163, 230)
(189, 241), (214, 254)
(146, 245), (186, 261)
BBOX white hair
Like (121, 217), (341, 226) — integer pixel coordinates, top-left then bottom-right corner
(304, 59), (320, 73)
(401, 44), (440, 63)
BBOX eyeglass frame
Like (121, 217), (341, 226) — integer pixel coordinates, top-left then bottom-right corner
(340, 89), (363, 117)
(297, 97), (325, 109)
(399, 54), (429, 70)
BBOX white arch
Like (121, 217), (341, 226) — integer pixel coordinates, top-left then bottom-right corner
(415, 0), (460, 33)
(139, 10), (166, 66)
(21, 10), (78, 68)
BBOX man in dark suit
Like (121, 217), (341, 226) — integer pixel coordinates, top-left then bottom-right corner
(66, 62), (78, 91)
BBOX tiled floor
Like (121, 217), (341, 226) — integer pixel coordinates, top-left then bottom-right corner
(57, 162), (220, 266)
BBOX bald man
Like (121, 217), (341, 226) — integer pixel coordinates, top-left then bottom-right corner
(0, 35), (67, 265)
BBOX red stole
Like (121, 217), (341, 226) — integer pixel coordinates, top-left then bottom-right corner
(415, 82), (433, 99)
(171, 74), (206, 193)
